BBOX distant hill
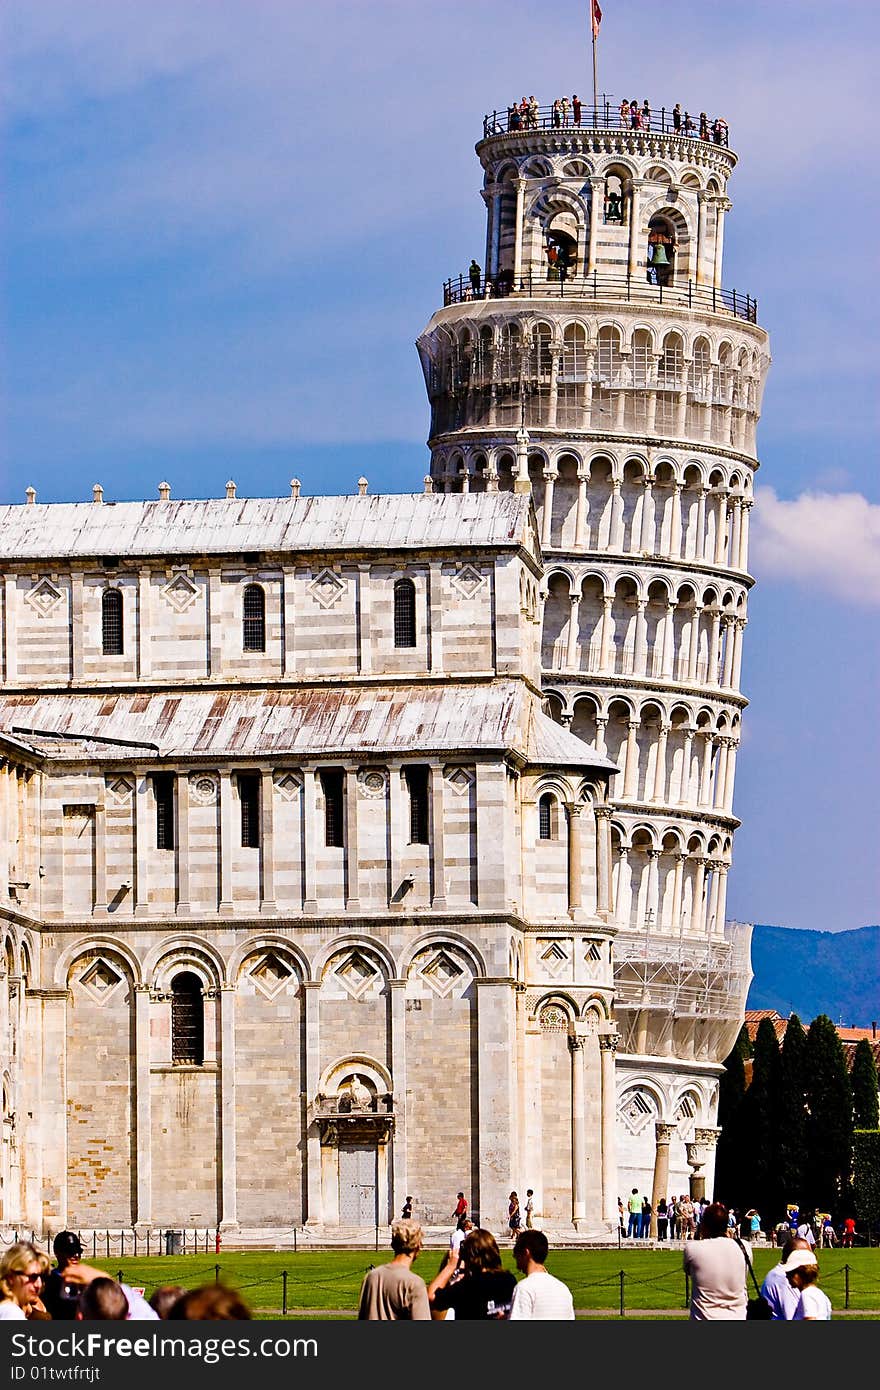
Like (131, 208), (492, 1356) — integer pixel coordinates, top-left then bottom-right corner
(746, 924), (880, 1025)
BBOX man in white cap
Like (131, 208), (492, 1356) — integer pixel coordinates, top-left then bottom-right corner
(759, 1234), (813, 1319)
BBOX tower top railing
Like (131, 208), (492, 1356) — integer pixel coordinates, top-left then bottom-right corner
(442, 269), (758, 324)
(481, 94), (731, 148)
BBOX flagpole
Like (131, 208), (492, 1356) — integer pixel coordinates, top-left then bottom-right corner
(592, 28), (598, 123)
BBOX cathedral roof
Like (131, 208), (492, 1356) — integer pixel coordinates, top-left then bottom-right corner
(0, 681), (616, 772)
(0, 491), (537, 561)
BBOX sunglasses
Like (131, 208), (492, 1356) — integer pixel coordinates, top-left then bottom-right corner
(14, 1272), (43, 1284)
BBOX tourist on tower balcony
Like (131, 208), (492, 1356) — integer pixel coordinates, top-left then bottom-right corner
(699, 111), (709, 139)
(619, 97), (629, 127)
(572, 93), (582, 125)
(642, 99), (651, 128)
(672, 102), (682, 132)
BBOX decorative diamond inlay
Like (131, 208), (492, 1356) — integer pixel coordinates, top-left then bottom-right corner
(417, 949), (466, 999)
(273, 771), (302, 801)
(249, 951), (294, 999)
(79, 958), (123, 1003)
(160, 569), (200, 614)
(332, 950), (383, 1000)
(24, 577), (65, 617)
(450, 564), (485, 599)
(538, 940), (570, 979)
(307, 568), (347, 609)
(620, 1088), (657, 1135)
(106, 776), (133, 805)
(444, 765), (474, 795)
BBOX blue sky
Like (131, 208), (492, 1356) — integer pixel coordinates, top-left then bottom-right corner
(1, 0), (878, 932)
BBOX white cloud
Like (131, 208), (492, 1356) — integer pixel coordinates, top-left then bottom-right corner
(750, 487), (880, 606)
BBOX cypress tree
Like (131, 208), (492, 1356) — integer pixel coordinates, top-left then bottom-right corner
(777, 1013), (808, 1210)
(714, 1023), (752, 1209)
(851, 1038), (879, 1130)
(744, 1016), (783, 1226)
(803, 1014), (854, 1217)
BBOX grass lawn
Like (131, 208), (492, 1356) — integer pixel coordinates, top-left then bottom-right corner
(104, 1246), (880, 1318)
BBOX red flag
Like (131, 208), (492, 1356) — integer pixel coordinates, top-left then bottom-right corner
(591, 0), (602, 40)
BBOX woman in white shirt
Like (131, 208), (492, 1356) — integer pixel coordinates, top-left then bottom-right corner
(0, 1242), (49, 1320)
(783, 1249), (832, 1319)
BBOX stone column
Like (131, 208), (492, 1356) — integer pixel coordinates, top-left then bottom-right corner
(566, 801), (584, 920)
(388, 979), (408, 1217)
(175, 771), (191, 915)
(218, 770), (233, 912)
(695, 189), (708, 284)
(594, 715), (608, 757)
(574, 470), (589, 548)
(430, 763), (447, 909)
(639, 478), (655, 552)
(650, 1123), (677, 1238)
(565, 594), (581, 669)
(280, 564), (296, 676)
(428, 560), (444, 674)
(599, 596), (614, 672)
(92, 803), (107, 914)
(595, 805), (613, 919)
(587, 177), (604, 276)
(689, 856), (707, 934)
(729, 498), (743, 569)
(513, 179), (527, 286)
(687, 1127), (720, 1201)
(661, 602), (676, 679)
(219, 984), (239, 1230)
(633, 600), (648, 676)
(344, 768), (360, 911)
(708, 610), (722, 684)
(679, 729), (695, 805)
(706, 860), (721, 933)
(302, 981), (322, 1223)
(622, 719), (640, 800)
(738, 501), (752, 571)
(721, 617), (735, 688)
(569, 1034), (587, 1228)
(696, 488), (708, 562)
(541, 470), (557, 548)
(670, 852), (686, 934)
(208, 567), (223, 676)
(260, 769), (277, 912)
(732, 619), (746, 689)
(134, 984), (152, 1230)
(715, 867), (730, 936)
(723, 740), (738, 811)
(699, 733), (715, 806)
(611, 480), (625, 550)
(712, 199), (731, 290)
(547, 351), (560, 429)
(670, 484), (684, 559)
(646, 849), (661, 926)
(137, 568), (151, 679)
(652, 723), (669, 803)
(627, 180), (644, 278)
(687, 607), (701, 682)
(713, 741), (729, 810)
(614, 847), (632, 928)
(599, 1033), (620, 1226)
(68, 571), (84, 682)
(302, 770), (318, 914)
(713, 492), (729, 565)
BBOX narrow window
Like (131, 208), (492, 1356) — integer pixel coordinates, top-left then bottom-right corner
(321, 769), (345, 847)
(238, 773), (260, 848)
(394, 578), (417, 648)
(405, 766), (430, 844)
(242, 583), (266, 652)
(538, 793), (555, 840)
(171, 971), (204, 1065)
(153, 773), (175, 849)
(102, 588), (123, 655)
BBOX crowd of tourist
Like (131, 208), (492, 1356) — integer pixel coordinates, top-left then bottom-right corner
(498, 95), (729, 145)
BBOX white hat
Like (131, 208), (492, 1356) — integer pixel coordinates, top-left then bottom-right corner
(784, 1250), (819, 1275)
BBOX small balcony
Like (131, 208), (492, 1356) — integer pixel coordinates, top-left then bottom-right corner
(442, 268), (758, 324)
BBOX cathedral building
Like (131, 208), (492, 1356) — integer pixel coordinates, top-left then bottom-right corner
(0, 95), (768, 1240)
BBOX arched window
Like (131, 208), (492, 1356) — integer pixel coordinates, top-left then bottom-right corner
(647, 216), (676, 287)
(394, 578), (416, 648)
(171, 971), (204, 1065)
(101, 588), (123, 656)
(538, 793), (557, 840)
(242, 584), (266, 652)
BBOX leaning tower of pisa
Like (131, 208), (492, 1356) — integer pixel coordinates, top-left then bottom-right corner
(417, 96), (771, 1204)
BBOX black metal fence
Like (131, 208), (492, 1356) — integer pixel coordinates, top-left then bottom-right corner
(482, 95), (730, 146)
(443, 269), (758, 324)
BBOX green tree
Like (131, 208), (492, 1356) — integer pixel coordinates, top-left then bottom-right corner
(777, 1013), (808, 1210)
(803, 1014), (854, 1217)
(743, 1017), (783, 1227)
(714, 1023), (751, 1209)
(851, 1038), (879, 1130)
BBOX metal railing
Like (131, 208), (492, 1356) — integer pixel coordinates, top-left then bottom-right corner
(482, 95), (730, 146)
(443, 269), (757, 323)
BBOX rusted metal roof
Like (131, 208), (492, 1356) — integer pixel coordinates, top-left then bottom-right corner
(0, 682), (615, 772)
(0, 492), (534, 561)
